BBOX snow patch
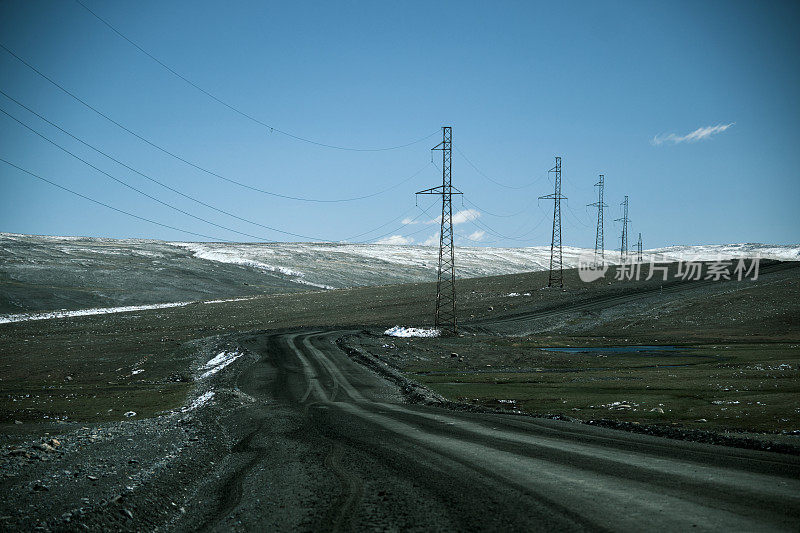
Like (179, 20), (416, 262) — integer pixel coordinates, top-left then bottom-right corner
(0, 301), (193, 324)
(592, 401), (640, 410)
(182, 391), (215, 412)
(200, 351), (242, 378)
(172, 242), (334, 290)
(0, 296), (262, 324)
(202, 296), (258, 305)
(384, 326), (440, 338)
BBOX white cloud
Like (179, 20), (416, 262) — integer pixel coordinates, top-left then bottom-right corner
(467, 230), (485, 241)
(429, 209), (481, 226)
(375, 235), (414, 245)
(453, 209), (481, 225)
(651, 123), (734, 146)
(422, 232), (439, 246)
(401, 218), (418, 225)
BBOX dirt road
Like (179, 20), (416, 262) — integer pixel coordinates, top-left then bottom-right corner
(174, 330), (799, 531)
(2, 262), (799, 531)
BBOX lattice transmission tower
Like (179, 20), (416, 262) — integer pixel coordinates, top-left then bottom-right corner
(416, 126), (461, 335)
(616, 195), (630, 262)
(539, 156), (567, 288)
(587, 174), (607, 262)
(637, 232), (643, 262)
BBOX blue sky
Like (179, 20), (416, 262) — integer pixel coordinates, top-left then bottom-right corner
(0, 0), (798, 248)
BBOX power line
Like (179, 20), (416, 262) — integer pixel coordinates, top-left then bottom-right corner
(0, 108), (290, 242)
(1, 87), (436, 239)
(0, 91), (326, 239)
(0, 43), (431, 203)
(354, 202), (438, 244)
(455, 146), (538, 190)
(454, 229), (500, 245)
(465, 215), (525, 242)
(457, 190), (543, 240)
(451, 207), (539, 245)
(462, 196), (530, 218)
(0, 105), (335, 242)
(1, 100), (434, 244)
(73, 0), (438, 152)
(485, 195), (552, 241)
(458, 208), (547, 243)
(563, 201), (592, 229)
(1, 157), (232, 242)
(502, 211), (550, 241)
(340, 205), (419, 241)
(3, 152), (440, 246)
(432, 152), (543, 220)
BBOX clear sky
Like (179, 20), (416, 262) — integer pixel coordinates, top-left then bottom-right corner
(1, 0), (798, 248)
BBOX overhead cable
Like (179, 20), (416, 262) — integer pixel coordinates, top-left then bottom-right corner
(0, 43), (432, 203)
(73, 0), (437, 152)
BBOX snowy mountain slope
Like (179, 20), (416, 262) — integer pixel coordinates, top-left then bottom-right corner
(1, 232), (797, 315)
(648, 243), (800, 262)
(174, 241), (800, 289)
(0, 234), (311, 314)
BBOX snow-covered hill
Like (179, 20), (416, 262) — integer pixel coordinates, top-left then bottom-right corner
(173, 240), (800, 289)
(648, 243), (800, 262)
(1, 233), (797, 314)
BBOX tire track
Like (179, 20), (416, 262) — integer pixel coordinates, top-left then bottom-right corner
(280, 330), (800, 531)
(320, 442), (364, 532)
(202, 418), (267, 531)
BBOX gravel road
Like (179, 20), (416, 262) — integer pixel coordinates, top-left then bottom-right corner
(4, 327), (799, 531)
(2, 262), (799, 531)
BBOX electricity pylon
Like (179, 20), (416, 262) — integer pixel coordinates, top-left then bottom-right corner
(539, 156), (567, 288)
(587, 174), (607, 262)
(416, 126), (461, 335)
(616, 195), (630, 263)
(637, 232), (643, 262)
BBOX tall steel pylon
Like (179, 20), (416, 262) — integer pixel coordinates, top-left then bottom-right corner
(587, 174), (607, 262)
(539, 156), (567, 288)
(416, 126), (461, 335)
(616, 195), (630, 262)
(637, 232), (643, 262)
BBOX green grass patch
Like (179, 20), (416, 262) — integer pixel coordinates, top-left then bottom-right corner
(406, 342), (800, 432)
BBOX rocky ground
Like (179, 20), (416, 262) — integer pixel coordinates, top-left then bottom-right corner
(0, 336), (230, 531)
(1, 261), (798, 530)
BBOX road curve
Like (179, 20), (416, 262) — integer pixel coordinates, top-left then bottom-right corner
(215, 330), (800, 532)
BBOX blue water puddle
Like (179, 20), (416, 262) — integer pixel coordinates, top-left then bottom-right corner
(542, 346), (683, 357)
(415, 345), (717, 376)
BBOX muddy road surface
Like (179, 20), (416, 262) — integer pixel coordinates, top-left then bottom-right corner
(3, 329), (800, 531)
(188, 330), (800, 531)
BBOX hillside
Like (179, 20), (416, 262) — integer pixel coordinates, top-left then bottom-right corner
(1, 232), (797, 315)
